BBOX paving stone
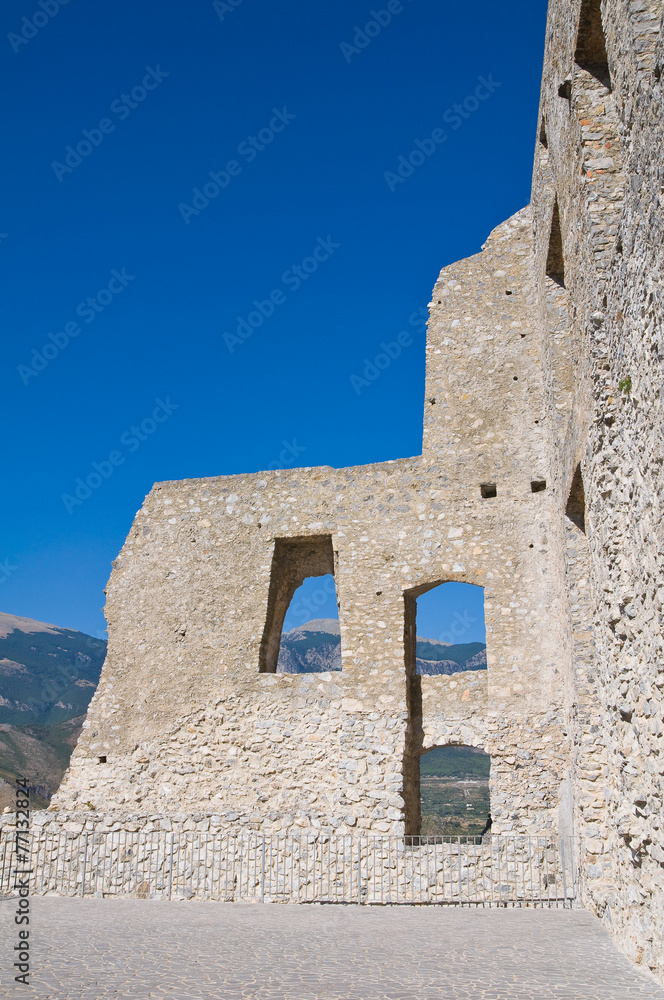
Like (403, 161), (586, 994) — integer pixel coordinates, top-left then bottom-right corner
(1, 898), (663, 999)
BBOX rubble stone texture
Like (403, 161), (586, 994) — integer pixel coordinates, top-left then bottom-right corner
(48, 0), (664, 982)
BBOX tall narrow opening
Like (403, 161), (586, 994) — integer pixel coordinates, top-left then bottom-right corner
(566, 463), (587, 533)
(420, 745), (492, 838)
(259, 536), (341, 673)
(546, 199), (566, 287)
(575, 0), (611, 87)
(403, 581), (487, 836)
(546, 200), (573, 430)
(416, 582), (487, 675)
(572, 0), (623, 277)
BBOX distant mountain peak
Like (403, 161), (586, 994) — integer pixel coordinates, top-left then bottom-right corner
(277, 618), (341, 673)
(0, 612), (106, 726)
(0, 612), (108, 811)
(415, 638), (487, 676)
(282, 618), (340, 638)
(0, 611), (63, 640)
(415, 635), (453, 648)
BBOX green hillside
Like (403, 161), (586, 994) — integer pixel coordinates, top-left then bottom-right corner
(420, 745), (491, 778)
(420, 746), (491, 837)
(0, 625), (105, 726)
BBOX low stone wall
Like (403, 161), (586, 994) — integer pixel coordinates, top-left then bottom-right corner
(1, 816), (575, 906)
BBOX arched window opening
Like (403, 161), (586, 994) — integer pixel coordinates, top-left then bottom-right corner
(420, 745), (492, 838)
(278, 575), (340, 673)
(402, 581), (487, 836)
(415, 582), (487, 676)
(259, 536), (341, 673)
(575, 0), (611, 88)
(566, 464), (587, 533)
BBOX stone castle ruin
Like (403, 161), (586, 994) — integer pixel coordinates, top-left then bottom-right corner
(48, 0), (664, 980)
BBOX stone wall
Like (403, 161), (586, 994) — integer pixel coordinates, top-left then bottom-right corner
(1, 821), (575, 906)
(51, 437), (569, 839)
(48, 0), (664, 981)
(530, 0), (664, 979)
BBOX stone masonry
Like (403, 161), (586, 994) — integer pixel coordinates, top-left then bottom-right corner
(47, 0), (664, 983)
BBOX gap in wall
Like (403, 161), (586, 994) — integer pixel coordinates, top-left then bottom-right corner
(403, 581), (487, 836)
(420, 745), (491, 838)
(259, 535), (340, 673)
(575, 0), (611, 87)
(546, 199), (566, 287)
(566, 464), (587, 533)
(278, 574), (341, 673)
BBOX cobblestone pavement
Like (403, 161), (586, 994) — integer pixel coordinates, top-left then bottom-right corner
(2, 898), (664, 999)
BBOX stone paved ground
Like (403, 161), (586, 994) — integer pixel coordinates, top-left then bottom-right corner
(2, 898), (664, 999)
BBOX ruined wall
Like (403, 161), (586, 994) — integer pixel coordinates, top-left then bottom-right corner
(531, 0), (664, 979)
(48, 0), (664, 980)
(51, 210), (573, 843)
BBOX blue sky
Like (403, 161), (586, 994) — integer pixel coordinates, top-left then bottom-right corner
(1, 0), (548, 637)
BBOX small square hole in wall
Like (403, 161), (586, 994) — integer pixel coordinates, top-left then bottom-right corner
(480, 483), (497, 499)
(531, 480), (547, 493)
(98, 755), (107, 764)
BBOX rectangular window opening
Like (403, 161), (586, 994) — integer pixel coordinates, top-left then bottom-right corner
(259, 535), (341, 673)
(402, 580), (488, 838)
(575, 0), (611, 88)
(480, 483), (497, 499)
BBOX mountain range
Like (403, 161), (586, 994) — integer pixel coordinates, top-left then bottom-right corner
(0, 612), (106, 810)
(415, 637), (487, 675)
(277, 619), (342, 672)
(276, 618), (486, 675)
